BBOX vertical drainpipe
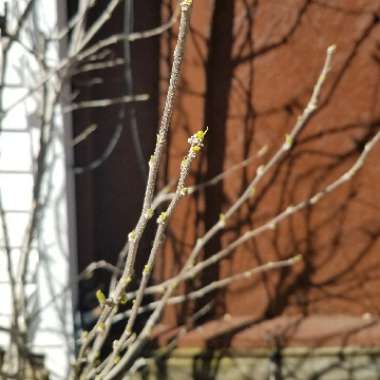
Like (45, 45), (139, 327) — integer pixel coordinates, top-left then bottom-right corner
(56, 0), (79, 353)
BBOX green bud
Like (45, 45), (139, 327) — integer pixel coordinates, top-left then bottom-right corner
(96, 289), (106, 306)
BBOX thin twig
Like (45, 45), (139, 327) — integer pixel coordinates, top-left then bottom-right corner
(113, 256), (300, 323)
(76, 6), (179, 62)
(72, 124), (97, 146)
(74, 0), (123, 53)
(96, 126), (206, 379)
(151, 145), (268, 209)
(63, 94), (149, 112)
(2, 0), (36, 54)
(187, 45), (336, 268)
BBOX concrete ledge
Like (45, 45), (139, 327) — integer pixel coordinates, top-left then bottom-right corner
(134, 347), (380, 380)
(143, 314), (380, 380)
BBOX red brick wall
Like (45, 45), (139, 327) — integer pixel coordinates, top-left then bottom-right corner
(158, 0), (380, 346)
